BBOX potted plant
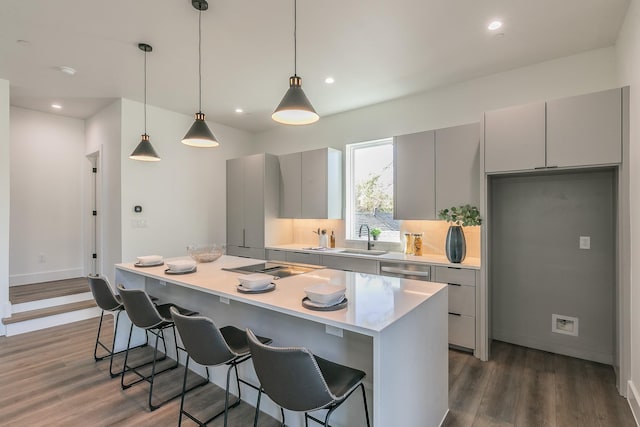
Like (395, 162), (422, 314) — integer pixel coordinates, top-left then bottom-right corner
(438, 205), (482, 263)
(370, 228), (382, 240)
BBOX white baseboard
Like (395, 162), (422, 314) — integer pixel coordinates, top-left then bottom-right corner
(4, 306), (101, 336)
(12, 292), (93, 314)
(629, 381), (640, 426)
(9, 268), (84, 286)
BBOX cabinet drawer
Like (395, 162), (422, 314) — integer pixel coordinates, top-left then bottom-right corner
(226, 246), (266, 260)
(434, 266), (476, 286)
(322, 255), (378, 274)
(265, 249), (286, 261)
(449, 284), (475, 317)
(448, 313), (475, 349)
(285, 251), (321, 266)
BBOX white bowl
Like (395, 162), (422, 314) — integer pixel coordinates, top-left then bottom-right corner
(304, 283), (346, 305)
(238, 273), (273, 290)
(136, 255), (163, 265)
(166, 259), (197, 272)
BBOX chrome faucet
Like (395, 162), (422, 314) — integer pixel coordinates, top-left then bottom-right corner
(358, 224), (374, 250)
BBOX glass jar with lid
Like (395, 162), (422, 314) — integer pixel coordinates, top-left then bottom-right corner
(404, 233), (414, 255)
(413, 233), (423, 256)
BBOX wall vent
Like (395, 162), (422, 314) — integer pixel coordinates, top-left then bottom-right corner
(552, 314), (579, 336)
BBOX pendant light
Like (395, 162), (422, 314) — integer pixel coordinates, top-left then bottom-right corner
(130, 43), (161, 161)
(272, 0), (319, 125)
(182, 0), (219, 147)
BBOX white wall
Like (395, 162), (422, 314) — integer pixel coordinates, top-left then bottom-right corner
(616, 0), (640, 419)
(9, 107), (85, 285)
(85, 100), (122, 285)
(254, 47), (618, 154)
(0, 79), (10, 334)
(119, 99), (254, 264)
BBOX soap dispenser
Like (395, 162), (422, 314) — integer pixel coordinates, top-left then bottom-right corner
(330, 230), (336, 248)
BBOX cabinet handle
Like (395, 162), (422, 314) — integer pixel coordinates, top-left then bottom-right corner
(380, 266), (430, 277)
(448, 312), (462, 317)
(448, 283), (462, 287)
(447, 267), (461, 270)
(243, 229), (246, 247)
(547, 165), (558, 168)
(534, 166), (546, 169)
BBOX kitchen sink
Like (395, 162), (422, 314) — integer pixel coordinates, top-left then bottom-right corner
(339, 249), (388, 256)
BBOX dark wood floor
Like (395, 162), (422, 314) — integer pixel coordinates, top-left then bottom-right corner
(9, 277), (89, 304)
(0, 317), (635, 426)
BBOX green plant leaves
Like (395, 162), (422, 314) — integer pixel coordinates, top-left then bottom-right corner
(438, 204), (482, 226)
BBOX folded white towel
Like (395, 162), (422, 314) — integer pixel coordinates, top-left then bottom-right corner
(166, 259), (197, 272)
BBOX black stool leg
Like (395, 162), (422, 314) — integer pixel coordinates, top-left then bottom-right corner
(93, 310), (106, 360)
(253, 388), (262, 427)
(361, 383), (371, 427)
(178, 356), (190, 427)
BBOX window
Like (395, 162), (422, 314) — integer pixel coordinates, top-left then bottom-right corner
(345, 138), (400, 242)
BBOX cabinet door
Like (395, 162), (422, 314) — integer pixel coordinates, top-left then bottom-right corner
(279, 152), (302, 218)
(243, 154), (265, 248)
(484, 102), (546, 172)
(546, 88), (622, 167)
(226, 157), (245, 247)
(435, 123), (480, 212)
(322, 255), (378, 274)
(394, 130), (436, 219)
(285, 251), (321, 265)
(301, 149), (327, 218)
(266, 249), (287, 261)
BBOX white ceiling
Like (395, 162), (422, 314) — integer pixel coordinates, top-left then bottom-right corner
(0, 0), (630, 133)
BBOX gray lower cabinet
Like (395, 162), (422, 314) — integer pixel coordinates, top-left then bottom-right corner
(285, 251), (322, 266)
(434, 266), (477, 350)
(321, 255), (378, 274)
(226, 154), (279, 259)
(265, 249), (287, 261)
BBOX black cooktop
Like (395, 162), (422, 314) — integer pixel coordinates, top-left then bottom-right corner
(223, 262), (319, 278)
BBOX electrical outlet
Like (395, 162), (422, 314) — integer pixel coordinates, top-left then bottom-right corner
(220, 296), (230, 305)
(552, 314), (579, 336)
(579, 236), (591, 249)
(159, 280), (166, 286)
(326, 325), (343, 337)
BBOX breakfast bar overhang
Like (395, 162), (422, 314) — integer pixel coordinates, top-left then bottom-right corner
(115, 255), (448, 427)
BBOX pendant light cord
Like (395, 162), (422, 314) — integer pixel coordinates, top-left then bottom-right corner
(293, 0), (297, 76)
(143, 48), (147, 133)
(198, 8), (202, 113)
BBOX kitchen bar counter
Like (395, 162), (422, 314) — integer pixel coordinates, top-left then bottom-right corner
(115, 255), (448, 427)
(266, 243), (481, 269)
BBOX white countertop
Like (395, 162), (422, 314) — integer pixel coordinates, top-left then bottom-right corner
(266, 243), (481, 269)
(116, 255), (447, 336)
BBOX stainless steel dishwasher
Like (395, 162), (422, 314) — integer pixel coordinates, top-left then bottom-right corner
(379, 261), (431, 281)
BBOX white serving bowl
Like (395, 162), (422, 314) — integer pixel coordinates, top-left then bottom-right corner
(136, 255), (163, 265)
(304, 283), (346, 305)
(238, 273), (273, 290)
(166, 259), (197, 272)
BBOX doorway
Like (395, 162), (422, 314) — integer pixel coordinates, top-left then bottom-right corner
(489, 168), (616, 364)
(85, 152), (100, 277)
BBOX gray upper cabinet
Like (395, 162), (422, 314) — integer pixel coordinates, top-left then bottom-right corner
(435, 123), (480, 212)
(226, 153), (279, 258)
(279, 148), (342, 219)
(485, 88), (623, 173)
(394, 130), (436, 219)
(546, 88), (622, 167)
(484, 102), (546, 173)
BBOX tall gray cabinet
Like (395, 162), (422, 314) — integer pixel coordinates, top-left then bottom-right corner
(226, 153), (280, 259)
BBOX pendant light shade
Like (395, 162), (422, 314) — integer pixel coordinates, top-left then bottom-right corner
(182, 0), (219, 148)
(130, 43), (161, 162)
(272, 0), (319, 125)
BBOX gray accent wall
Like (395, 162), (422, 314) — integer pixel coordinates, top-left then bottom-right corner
(490, 169), (615, 364)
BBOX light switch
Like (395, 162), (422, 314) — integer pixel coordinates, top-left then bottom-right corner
(579, 236), (591, 250)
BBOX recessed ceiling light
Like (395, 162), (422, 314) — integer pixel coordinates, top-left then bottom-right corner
(51, 104), (62, 109)
(58, 65), (77, 76)
(488, 21), (503, 31)
(325, 77), (335, 84)
(235, 108), (244, 113)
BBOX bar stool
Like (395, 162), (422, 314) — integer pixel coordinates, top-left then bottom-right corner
(246, 329), (370, 427)
(117, 284), (208, 411)
(171, 307), (272, 427)
(88, 276), (150, 377)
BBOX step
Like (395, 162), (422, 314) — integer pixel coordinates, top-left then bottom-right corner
(3, 300), (97, 324)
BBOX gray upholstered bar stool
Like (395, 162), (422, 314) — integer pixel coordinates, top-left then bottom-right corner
(117, 284), (208, 411)
(246, 329), (370, 427)
(171, 307), (272, 427)
(88, 276), (150, 377)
